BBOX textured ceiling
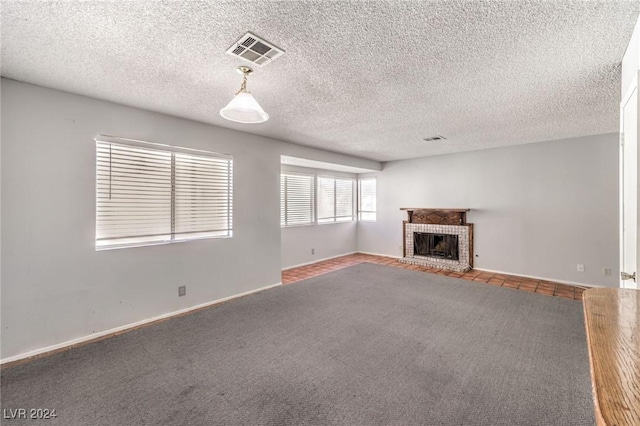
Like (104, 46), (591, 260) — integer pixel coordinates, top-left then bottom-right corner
(2, 1), (639, 162)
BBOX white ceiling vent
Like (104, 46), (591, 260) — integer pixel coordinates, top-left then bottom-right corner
(423, 135), (446, 142)
(226, 32), (285, 67)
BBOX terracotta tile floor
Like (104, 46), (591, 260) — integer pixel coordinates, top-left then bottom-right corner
(281, 253), (587, 301)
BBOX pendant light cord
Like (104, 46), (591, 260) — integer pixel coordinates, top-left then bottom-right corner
(236, 72), (248, 95)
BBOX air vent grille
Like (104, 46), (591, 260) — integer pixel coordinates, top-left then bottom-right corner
(423, 136), (446, 142)
(226, 32), (285, 67)
(242, 37), (256, 47)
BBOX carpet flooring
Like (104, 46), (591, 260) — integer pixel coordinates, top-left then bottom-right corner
(1, 263), (594, 425)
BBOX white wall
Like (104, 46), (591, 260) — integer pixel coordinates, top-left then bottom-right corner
(0, 79), (379, 360)
(281, 223), (357, 269)
(358, 134), (620, 287)
(280, 166), (358, 269)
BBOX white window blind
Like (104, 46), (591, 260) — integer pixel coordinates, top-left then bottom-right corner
(96, 137), (232, 249)
(174, 152), (233, 240)
(281, 173), (315, 226)
(318, 176), (354, 223)
(358, 178), (376, 221)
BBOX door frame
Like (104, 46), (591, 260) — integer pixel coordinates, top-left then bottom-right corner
(619, 71), (639, 289)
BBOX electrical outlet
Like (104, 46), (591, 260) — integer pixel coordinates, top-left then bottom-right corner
(602, 267), (612, 276)
(577, 264), (585, 272)
(178, 285), (186, 297)
(311, 248), (315, 255)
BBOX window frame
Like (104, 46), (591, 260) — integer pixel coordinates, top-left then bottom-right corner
(317, 175), (356, 224)
(357, 177), (377, 222)
(95, 135), (233, 250)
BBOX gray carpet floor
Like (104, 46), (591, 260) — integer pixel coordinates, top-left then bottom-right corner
(1, 263), (594, 425)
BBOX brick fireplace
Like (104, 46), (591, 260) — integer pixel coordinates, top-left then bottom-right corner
(400, 209), (473, 272)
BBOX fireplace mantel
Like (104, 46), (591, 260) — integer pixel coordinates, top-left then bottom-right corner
(400, 208), (473, 272)
(401, 208), (470, 225)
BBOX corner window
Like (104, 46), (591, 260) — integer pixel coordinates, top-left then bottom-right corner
(96, 137), (232, 249)
(358, 178), (376, 221)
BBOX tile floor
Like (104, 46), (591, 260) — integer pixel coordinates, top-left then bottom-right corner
(282, 253), (587, 301)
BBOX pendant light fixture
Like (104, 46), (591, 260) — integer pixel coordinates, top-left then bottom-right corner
(220, 66), (269, 124)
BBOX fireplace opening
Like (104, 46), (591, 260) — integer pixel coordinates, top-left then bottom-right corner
(413, 232), (459, 261)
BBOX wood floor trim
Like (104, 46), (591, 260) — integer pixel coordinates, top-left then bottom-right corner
(583, 288), (640, 426)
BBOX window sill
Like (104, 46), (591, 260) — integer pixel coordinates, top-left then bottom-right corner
(281, 223), (315, 229)
(96, 234), (232, 251)
(318, 220), (356, 225)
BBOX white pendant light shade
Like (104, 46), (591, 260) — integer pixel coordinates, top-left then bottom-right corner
(220, 66), (269, 124)
(220, 91), (269, 124)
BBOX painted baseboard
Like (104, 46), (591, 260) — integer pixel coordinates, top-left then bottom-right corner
(355, 252), (603, 288)
(356, 251), (401, 259)
(282, 251), (357, 271)
(1, 282), (283, 366)
(473, 268), (604, 288)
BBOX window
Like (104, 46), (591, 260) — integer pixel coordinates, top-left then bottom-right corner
(358, 178), (376, 221)
(281, 173), (315, 226)
(96, 136), (232, 249)
(280, 171), (357, 227)
(318, 176), (355, 223)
